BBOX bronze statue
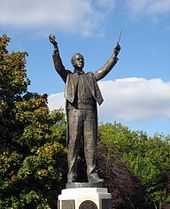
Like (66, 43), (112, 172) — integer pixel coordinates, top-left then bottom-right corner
(49, 34), (121, 185)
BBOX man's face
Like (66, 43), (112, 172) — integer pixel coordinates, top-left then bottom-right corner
(72, 54), (84, 70)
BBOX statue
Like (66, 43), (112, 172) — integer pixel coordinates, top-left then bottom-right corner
(49, 34), (121, 185)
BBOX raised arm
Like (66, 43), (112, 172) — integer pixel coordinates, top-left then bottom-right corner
(49, 34), (68, 82)
(94, 43), (121, 81)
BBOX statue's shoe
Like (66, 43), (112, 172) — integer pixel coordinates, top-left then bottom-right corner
(88, 173), (104, 184)
(67, 174), (77, 183)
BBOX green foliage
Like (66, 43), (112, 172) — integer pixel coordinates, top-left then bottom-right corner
(96, 143), (148, 209)
(99, 123), (170, 208)
(0, 35), (67, 209)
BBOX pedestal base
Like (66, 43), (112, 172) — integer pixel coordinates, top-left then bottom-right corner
(58, 188), (112, 209)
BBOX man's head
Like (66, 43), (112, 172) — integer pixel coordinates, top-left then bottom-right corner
(71, 53), (84, 71)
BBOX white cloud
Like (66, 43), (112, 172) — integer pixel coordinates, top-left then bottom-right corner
(0, 0), (115, 35)
(99, 78), (170, 122)
(48, 92), (64, 111)
(1, 0), (169, 34)
(48, 77), (170, 122)
(126, 0), (170, 15)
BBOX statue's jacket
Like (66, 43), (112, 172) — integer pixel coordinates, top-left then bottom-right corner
(53, 50), (117, 108)
(64, 72), (104, 107)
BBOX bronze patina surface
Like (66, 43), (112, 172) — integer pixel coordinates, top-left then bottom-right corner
(49, 34), (121, 185)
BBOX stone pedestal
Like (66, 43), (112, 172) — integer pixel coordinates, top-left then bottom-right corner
(58, 187), (112, 209)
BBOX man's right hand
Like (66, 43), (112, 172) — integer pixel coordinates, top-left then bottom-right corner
(49, 34), (58, 47)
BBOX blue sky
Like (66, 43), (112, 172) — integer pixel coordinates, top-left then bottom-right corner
(1, 0), (170, 136)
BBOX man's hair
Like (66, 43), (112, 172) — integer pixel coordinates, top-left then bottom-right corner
(71, 53), (84, 66)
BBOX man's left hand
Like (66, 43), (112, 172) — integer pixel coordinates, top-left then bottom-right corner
(113, 43), (121, 56)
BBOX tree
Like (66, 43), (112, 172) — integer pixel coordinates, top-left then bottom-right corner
(96, 143), (148, 209)
(99, 123), (170, 209)
(0, 34), (67, 209)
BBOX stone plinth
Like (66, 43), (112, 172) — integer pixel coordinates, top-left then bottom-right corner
(58, 187), (112, 209)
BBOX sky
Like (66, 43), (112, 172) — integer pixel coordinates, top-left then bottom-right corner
(0, 0), (170, 136)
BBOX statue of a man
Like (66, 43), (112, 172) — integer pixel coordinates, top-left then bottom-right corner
(49, 35), (121, 185)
